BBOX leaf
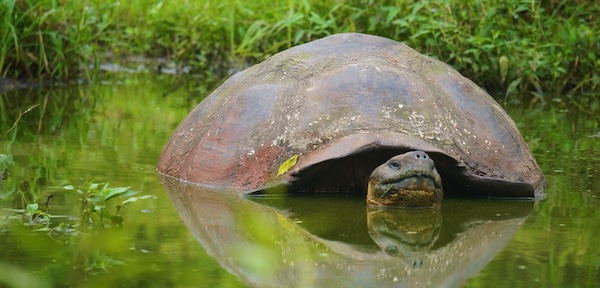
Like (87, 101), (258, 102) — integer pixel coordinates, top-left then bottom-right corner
(276, 154), (299, 177)
(62, 185), (75, 190)
(121, 195), (155, 205)
(119, 189), (139, 198)
(26, 203), (39, 216)
(499, 55), (509, 83)
(103, 187), (131, 201)
(505, 78), (522, 99)
(88, 194), (104, 205)
(383, 6), (401, 24)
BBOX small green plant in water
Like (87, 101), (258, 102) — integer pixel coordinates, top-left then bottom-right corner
(2, 195), (76, 240)
(4, 202), (51, 227)
(3, 181), (153, 235)
(62, 182), (154, 228)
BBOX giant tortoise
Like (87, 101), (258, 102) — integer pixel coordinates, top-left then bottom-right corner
(157, 33), (545, 208)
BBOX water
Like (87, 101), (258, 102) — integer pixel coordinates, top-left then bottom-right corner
(0, 74), (598, 287)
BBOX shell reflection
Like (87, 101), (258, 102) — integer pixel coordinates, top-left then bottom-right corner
(161, 175), (534, 287)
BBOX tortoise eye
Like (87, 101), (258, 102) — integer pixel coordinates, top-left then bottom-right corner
(388, 162), (401, 170)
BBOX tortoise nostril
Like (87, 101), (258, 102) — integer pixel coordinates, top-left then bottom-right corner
(414, 151), (428, 160)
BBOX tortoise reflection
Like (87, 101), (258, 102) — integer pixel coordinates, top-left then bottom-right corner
(161, 175), (535, 287)
(367, 208), (442, 268)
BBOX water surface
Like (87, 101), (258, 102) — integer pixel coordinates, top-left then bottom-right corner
(0, 74), (598, 287)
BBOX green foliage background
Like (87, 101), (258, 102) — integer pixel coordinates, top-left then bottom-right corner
(1, 0), (598, 102)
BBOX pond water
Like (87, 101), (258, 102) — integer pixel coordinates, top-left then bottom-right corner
(0, 74), (598, 287)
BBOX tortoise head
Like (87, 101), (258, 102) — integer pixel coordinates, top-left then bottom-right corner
(367, 151), (443, 208)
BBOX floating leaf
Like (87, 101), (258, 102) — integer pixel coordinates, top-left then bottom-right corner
(276, 154), (299, 177)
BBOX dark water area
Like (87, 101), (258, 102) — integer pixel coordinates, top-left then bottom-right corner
(0, 74), (598, 287)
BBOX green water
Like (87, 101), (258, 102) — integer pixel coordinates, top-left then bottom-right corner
(0, 74), (598, 287)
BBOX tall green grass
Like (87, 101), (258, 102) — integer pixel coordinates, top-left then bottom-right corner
(1, 0), (599, 103)
(0, 0), (110, 80)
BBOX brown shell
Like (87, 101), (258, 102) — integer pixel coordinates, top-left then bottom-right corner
(157, 33), (544, 198)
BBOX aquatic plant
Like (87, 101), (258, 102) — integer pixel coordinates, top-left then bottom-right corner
(2, 181), (154, 236)
(62, 182), (155, 228)
(4, 202), (52, 227)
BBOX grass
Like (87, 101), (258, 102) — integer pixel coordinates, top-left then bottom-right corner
(1, 0), (599, 103)
(0, 0), (107, 80)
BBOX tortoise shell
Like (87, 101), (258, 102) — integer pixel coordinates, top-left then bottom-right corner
(157, 33), (545, 198)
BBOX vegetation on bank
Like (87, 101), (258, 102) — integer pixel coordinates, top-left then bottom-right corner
(1, 0), (598, 103)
